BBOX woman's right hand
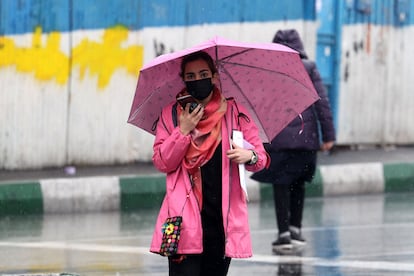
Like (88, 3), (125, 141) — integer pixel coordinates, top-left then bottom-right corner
(179, 104), (204, 135)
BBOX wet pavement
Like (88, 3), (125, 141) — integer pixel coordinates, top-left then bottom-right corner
(1, 192), (414, 275)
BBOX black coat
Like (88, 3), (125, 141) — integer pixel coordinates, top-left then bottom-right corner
(269, 29), (336, 151)
(251, 29), (336, 184)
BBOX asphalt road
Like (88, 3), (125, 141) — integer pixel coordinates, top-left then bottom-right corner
(1, 191), (414, 275)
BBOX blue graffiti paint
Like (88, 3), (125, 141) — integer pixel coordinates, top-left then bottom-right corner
(1, 0), (310, 35)
(0, 0), (70, 35)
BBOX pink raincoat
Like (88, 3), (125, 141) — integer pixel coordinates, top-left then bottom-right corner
(150, 98), (268, 258)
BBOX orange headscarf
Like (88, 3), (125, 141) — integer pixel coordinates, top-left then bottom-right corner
(177, 87), (227, 209)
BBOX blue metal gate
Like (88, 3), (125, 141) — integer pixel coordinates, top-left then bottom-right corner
(316, 0), (340, 127)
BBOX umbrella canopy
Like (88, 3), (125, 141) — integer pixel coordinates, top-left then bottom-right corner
(128, 36), (319, 142)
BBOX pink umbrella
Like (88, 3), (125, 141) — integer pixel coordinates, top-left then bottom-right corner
(128, 36), (319, 142)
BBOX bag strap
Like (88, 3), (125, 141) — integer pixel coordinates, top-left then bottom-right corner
(226, 97), (250, 131)
(172, 102), (178, 127)
(167, 185), (192, 217)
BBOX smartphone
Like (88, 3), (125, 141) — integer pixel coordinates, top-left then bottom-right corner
(176, 95), (198, 113)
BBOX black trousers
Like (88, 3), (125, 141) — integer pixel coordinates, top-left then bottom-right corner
(168, 253), (231, 276)
(251, 149), (316, 236)
(168, 224), (231, 276)
(272, 179), (305, 234)
(168, 240), (231, 276)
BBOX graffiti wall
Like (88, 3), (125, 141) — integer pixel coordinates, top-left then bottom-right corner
(0, 0), (316, 169)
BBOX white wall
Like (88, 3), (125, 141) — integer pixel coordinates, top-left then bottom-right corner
(0, 21), (315, 169)
(337, 25), (414, 145)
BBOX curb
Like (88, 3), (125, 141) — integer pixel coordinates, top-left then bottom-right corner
(0, 173), (166, 216)
(259, 162), (414, 201)
(1, 274), (79, 276)
(0, 273), (80, 276)
(0, 163), (413, 216)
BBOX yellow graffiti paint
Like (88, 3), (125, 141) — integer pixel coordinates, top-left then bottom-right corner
(73, 25), (143, 88)
(0, 27), (69, 84)
(0, 25), (143, 88)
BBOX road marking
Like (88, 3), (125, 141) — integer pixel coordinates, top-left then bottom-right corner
(241, 254), (414, 272)
(0, 241), (150, 255)
(1, 241), (414, 272)
(253, 222), (414, 234)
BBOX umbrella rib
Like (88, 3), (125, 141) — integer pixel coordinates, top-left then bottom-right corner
(215, 46), (224, 93)
(220, 61), (313, 91)
(219, 66), (268, 133)
(221, 60), (290, 74)
(218, 48), (252, 62)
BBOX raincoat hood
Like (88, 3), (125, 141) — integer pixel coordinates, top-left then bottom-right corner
(273, 29), (308, 59)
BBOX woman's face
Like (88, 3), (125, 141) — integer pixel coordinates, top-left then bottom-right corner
(183, 59), (213, 81)
(183, 59), (216, 104)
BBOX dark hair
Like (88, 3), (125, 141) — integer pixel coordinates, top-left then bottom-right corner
(180, 51), (217, 78)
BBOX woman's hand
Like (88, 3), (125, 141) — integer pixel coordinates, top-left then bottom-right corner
(226, 141), (254, 164)
(321, 141), (335, 152)
(179, 104), (204, 135)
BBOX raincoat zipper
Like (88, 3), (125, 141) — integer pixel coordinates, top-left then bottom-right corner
(223, 108), (234, 257)
(224, 156), (232, 257)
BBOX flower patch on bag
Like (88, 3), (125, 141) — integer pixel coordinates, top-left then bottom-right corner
(160, 216), (182, 256)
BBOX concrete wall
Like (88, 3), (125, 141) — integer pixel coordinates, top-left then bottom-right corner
(0, 0), (316, 169)
(338, 24), (414, 145)
(2, 0), (414, 170)
(0, 27), (154, 169)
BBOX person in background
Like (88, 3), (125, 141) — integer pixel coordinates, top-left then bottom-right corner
(251, 29), (336, 253)
(150, 51), (268, 275)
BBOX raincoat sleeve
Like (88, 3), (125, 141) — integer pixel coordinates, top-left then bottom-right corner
(308, 61), (336, 142)
(152, 103), (191, 173)
(235, 104), (270, 171)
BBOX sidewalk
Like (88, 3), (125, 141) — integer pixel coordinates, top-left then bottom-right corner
(0, 146), (413, 215)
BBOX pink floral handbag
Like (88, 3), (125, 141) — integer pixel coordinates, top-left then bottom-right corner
(159, 216), (183, 256)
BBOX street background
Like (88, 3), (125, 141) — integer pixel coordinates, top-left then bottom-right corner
(0, 145), (414, 275)
(1, 1), (414, 170)
(1, 1), (414, 275)
(1, 192), (414, 275)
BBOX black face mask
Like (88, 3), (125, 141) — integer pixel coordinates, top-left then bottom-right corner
(185, 78), (213, 100)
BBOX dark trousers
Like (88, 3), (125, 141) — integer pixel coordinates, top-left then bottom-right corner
(265, 150), (315, 234)
(168, 253), (231, 276)
(168, 225), (231, 276)
(272, 179), (305, 234)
